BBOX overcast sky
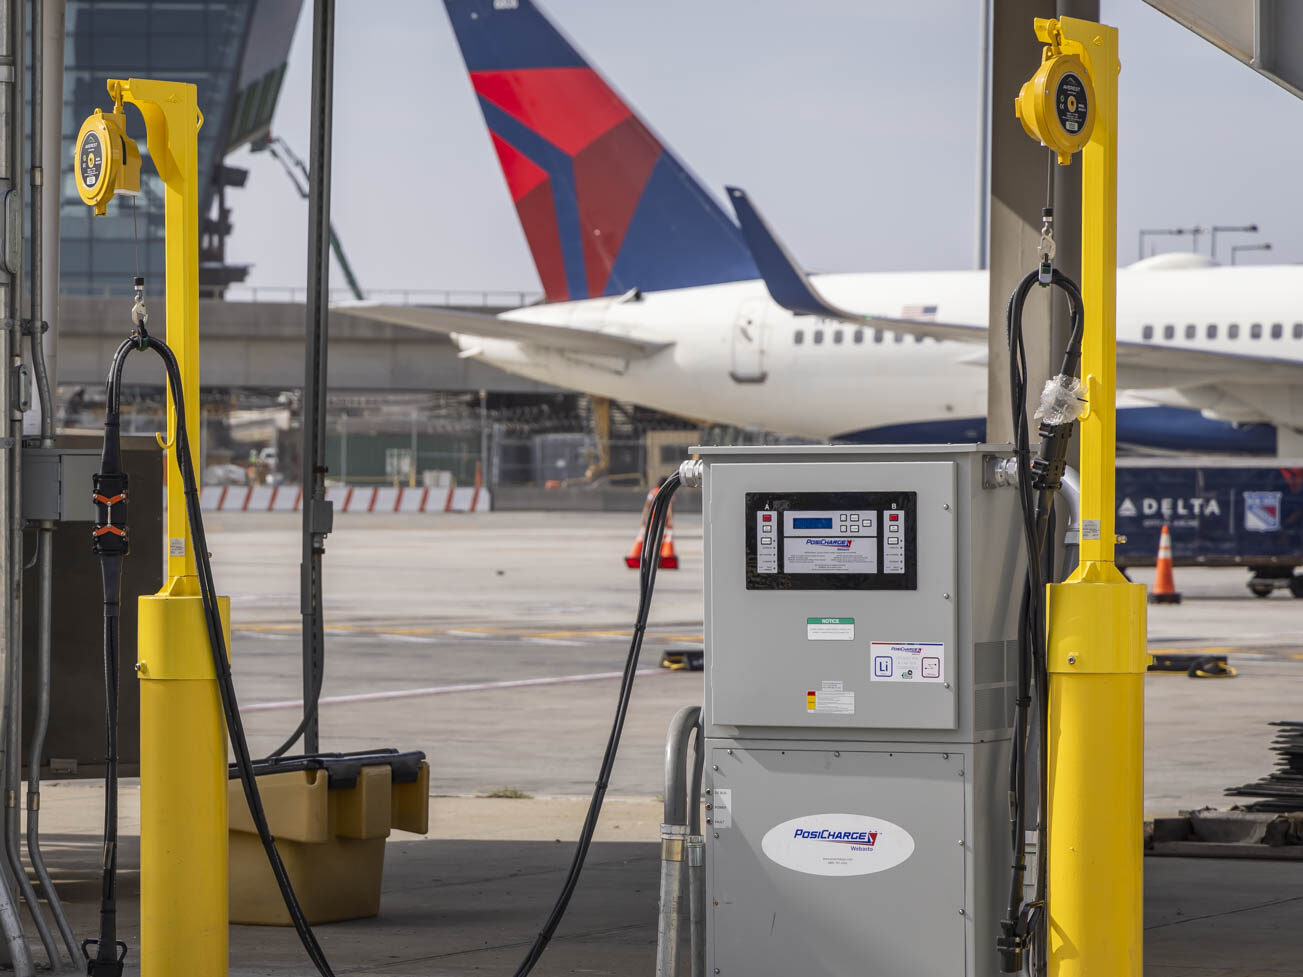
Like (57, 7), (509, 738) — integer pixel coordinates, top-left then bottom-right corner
(224, 0), (1303, 297)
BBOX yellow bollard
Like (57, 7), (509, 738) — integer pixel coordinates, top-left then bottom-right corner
(137, 589), (230, 977)
(1023, 18), (1149, 977)
(83, 77), (230, 976)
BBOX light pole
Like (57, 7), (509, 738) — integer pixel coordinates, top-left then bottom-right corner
(1138, 226), (1200, 259)
(1211, 224), (1258, 262)
(1231, 242), (1272, 265)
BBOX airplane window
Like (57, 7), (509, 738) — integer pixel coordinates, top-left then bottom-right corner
(1228, 323), (1240, 339)
(853, 329), (864, 344)
(1142, 325), (1153, 340)
(833, 329), (844, 344)
(873, 329), (884, 343)
(1162, 325), (1175, 340)
(893, 332), (905, 344)
(914, 334), (925, 343)
(813, 329), (824, 344)
(1207, 324), (1218, 339)
(794, 329), (804, 344)
(1295, 323), (1303, 339)
(1271, 323), (1283, 339)
(1250, 323), (1262, 339)
(1183, 324), (1195, 340)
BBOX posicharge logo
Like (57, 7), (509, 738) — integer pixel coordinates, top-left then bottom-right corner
(805, 538), (852, 548)
(793, 827), (879, 849)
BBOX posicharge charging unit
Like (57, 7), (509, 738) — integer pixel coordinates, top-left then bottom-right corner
(699, 444), (1025, 977)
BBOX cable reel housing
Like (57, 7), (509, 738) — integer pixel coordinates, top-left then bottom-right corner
(1015, 24), (1095, 165)
(74, 108), (141, 216)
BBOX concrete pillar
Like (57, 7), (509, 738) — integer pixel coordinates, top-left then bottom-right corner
(986, 0), (1057, 443)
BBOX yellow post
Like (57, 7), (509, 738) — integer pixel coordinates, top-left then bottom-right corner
(1030, 19), (1148, 977)
(104, 78), (230, 977)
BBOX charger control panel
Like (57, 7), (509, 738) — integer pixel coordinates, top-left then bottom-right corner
(747, 491), (916, 590)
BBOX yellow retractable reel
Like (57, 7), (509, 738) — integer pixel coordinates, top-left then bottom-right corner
(1015, 24), (1095, 165)
(74, 106), (141, 215)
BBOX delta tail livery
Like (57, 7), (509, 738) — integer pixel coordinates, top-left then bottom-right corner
(354, 0), (1303, 455)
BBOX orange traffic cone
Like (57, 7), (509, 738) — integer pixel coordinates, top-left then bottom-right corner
(1149, 523), (1181, 604)
(624, 489), (655, 568)
(658, 517), (679, 570)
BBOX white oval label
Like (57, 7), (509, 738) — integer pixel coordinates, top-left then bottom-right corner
(761, 813), (915, 877)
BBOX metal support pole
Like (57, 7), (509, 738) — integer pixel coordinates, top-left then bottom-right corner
(300, 0), (336, 756)
(986, 0), (1056, 443)
(1038, 18), (1147, 977)
(110, 76), (229, 977)
(0, 0), (29, 969)
(657, 705), (701, 977)
(25, 0), (77, 962)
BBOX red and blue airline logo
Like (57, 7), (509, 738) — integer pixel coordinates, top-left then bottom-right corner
(445, 0), (757, 302)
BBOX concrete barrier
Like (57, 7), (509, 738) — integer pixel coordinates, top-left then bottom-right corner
(199, 484), (491, 513)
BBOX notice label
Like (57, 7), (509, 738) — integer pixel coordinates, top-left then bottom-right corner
(1081, 519), (1101, 541)
(168, 537), (186, 558)
(807, 617), (854, 641)
(712, 788), (732, 828)
(869, 642), (945, 684)
(807, 689), (855, 714)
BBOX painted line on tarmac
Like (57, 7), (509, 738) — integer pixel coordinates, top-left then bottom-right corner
(243, 667), (666, 712)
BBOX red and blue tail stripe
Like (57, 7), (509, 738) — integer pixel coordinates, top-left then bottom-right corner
(444, 0), (758, 302)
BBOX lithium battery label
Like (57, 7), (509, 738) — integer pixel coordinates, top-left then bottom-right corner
(807, 617), (854, 640)
(869, 642), (945, 683)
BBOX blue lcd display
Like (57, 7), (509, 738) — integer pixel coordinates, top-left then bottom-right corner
(792, 517), (833, 529)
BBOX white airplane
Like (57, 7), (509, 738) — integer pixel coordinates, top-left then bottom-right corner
(356, 0), (1303, 456)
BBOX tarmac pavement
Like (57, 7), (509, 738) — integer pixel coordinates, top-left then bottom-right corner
(18, 511), (1303, 974)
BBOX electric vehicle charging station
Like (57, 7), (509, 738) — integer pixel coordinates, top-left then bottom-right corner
(51, 12), (1147, 977)
(696, 445), (1024, 976)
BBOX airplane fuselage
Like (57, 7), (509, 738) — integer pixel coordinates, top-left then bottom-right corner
(460, 261), (1303, 442)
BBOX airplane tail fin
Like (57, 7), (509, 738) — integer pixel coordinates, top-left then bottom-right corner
(443, 0), (758, 302)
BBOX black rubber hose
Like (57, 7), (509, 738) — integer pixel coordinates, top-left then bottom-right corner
(510, 473), (681, 977)
(85, 336), (138, 976)
(143, 336), (338, 976)
(101, 324), (684, 977)
(1000, 267), (1084, 976)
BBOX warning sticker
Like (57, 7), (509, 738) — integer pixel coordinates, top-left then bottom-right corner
(169, 537), (186, 558)
(807, 617), (854, 641)
(869, 642), (945, 684)
(807, 688), (855, 714)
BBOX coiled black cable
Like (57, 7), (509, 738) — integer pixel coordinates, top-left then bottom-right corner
(999, 266), (1085, 976)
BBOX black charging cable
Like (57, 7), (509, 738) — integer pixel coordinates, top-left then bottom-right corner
(84, 332), (137, 977)
(511, 472), (681, 977)
(92, 289), (684, 977)
(998, 260), (1085, 976)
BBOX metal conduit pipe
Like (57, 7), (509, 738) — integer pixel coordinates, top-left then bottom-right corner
(656, 704), (701, 977)
(1, 0), (56, 962)
(0, 0), (33, 969)
(686, 730), (706, 977)
(26, 0), (77, 961)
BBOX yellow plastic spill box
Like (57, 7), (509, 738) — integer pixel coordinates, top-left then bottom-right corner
(228, 749), (429, 925)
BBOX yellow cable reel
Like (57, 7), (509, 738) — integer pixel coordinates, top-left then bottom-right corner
(74, 107), (141, 216)
(1015, 26), (1095, 165)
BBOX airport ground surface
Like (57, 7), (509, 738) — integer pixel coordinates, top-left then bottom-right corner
(25, 511), (1303, 974)
(202, 511), (1303, 811)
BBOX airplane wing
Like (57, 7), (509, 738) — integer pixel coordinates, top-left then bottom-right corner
(725, 185), (1303, 389)
(338, 304), (671, 359)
